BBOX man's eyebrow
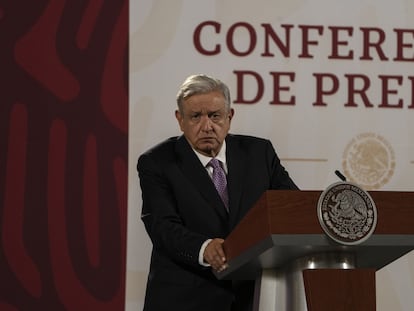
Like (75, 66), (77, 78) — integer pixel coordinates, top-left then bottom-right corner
(208, 110), (222, 114)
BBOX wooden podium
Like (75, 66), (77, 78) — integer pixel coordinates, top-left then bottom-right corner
(215, 190), (414, 311)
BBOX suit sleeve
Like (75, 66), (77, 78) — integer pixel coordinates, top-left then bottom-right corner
(266, 140), (299, 190)
(137, 153), (208, 267)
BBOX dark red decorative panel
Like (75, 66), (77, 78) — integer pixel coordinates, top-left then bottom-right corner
(0, 1), (128, 310)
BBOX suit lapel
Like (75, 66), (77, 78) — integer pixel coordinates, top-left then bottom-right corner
(226, 135), (247, 227)
(175, 136), (229, 221)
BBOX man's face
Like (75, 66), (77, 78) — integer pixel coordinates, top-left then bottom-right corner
(175, 91), (234, 157)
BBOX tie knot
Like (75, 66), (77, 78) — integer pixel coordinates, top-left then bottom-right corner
(208, 158), (221, 170)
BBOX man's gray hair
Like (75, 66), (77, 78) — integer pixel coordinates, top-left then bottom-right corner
(176, 74), (231, 113)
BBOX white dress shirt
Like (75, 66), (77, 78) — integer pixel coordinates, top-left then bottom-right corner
(192, 141), (227, 266)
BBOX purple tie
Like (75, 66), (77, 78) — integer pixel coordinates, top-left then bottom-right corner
(208, 158), (229, 211)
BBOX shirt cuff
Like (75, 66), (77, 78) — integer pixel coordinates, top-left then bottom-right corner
(198, 239), (212, 266)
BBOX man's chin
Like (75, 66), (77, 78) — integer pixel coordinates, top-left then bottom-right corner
(197, 143), (219, 157)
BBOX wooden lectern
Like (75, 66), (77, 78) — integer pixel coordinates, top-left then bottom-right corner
(215, 190), (414, 311)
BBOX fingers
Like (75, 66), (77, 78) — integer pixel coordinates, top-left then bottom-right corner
(203, 238), (228, 272)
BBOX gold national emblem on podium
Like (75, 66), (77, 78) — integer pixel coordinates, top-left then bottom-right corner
(317, 181), (377, 245)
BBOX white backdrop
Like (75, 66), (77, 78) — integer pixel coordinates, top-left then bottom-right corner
(128, 0), (414, 309)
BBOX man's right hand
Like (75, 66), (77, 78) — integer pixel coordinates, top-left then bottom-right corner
(203, 238), (228, 272)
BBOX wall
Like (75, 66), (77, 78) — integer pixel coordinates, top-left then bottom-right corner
(0, 1), (128, 310)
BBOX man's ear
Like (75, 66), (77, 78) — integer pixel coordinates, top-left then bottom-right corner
(228, 108), (235, 121)
(175, 110), (184, 131)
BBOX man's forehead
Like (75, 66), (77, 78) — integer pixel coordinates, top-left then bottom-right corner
(185, 92), (224, 101)
(184, 97), (225, 109)
(186, 106), (225, 112)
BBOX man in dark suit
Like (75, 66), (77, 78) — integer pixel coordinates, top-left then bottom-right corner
(138, 74), (298, 311)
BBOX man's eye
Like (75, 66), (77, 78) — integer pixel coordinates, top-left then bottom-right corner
(190, 114), (200, 121)
(211, 113), (222, 121)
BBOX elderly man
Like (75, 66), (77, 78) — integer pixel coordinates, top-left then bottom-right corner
(137, 74), (298, 311)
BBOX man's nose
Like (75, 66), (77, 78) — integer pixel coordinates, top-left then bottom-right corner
(200, 115), (213, 131)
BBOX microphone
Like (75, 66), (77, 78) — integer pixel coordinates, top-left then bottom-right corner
(335, 170), (347, 182)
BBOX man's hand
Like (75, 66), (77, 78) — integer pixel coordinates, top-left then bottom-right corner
(203, 238), (228, 272)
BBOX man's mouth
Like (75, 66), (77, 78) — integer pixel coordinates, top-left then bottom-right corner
(199, 137), (215, 142)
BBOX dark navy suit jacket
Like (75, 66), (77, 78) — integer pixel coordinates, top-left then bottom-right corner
(138, 134), (298, 311)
